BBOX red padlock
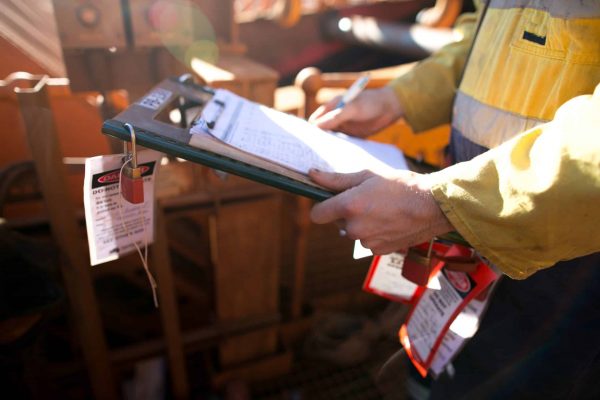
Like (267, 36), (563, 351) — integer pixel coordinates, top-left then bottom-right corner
(402, 242), (435, 286)
(403, 240), (479, 286)
(121, 123), (144, 204)
(121, 165), (144, 204)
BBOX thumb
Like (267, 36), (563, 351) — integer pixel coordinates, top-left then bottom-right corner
(309, 169), (375, 192)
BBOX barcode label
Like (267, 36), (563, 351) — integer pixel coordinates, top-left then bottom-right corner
(138, 88), (171, 110)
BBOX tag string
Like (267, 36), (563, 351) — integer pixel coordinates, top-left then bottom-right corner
(117, 159), (159, 308)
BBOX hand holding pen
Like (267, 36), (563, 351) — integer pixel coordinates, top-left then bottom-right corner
(336, 75), (370, 109)
(308, 76), (404, 138)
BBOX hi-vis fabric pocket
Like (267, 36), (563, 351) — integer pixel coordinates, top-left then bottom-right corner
(457, 3), (600, 141)
(510, 8), (600, 66)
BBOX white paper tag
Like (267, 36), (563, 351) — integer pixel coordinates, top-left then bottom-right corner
(400, 249), (499, 376)
(353, 240), (372, 259)
(364, 253), (418, 301)
(429, 294), (490, 376)
(406, 269), (474, 363)
(83, 150), (161, 266)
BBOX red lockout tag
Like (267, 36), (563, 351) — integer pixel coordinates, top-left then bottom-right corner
(363, 242), (454, 304)
(363, 253), (419, 303)
(399, 244), (499, 377)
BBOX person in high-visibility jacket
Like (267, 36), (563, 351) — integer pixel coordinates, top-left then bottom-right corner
(309, 0), (600, 398)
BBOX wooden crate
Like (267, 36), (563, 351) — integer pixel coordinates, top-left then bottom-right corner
(191, 54), (279, 106)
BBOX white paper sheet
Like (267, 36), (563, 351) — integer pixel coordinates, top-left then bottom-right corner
(190, 89), (407, 175)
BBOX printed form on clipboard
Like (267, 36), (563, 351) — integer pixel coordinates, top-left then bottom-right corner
(189, 89), (408, 175)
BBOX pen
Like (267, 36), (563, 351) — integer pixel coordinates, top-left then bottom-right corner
(336, 75), (370, 109)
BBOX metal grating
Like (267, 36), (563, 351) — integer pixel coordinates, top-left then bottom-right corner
(251, 361), (383, 400)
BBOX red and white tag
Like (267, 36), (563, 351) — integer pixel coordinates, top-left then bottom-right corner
(363, 252), (419, 303)
(399, 244), (499, 377)
(363, 242), (455, 303)
(429, 280), (498, 377)
(83, 150), (161, 266)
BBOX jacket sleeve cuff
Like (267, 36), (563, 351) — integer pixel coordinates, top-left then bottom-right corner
(429, 167), (538, 280)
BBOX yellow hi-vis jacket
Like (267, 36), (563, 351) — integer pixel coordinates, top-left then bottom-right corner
(388, 1), (600, 279)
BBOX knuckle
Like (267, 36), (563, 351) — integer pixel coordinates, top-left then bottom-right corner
(339, 197), (361, 217)
(309, 205), (325, 223)
(330, 172), (344, 182)
(372, 249), (385, 256)
(362, 239), (390, 256)
(370, 245), (387, 255)
(360, 239), (373, 250)
(360, 169), (376, 180)
(377, 246), (395, 255)
(345, 226), (361, 241)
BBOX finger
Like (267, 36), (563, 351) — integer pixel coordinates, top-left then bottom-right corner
(310, 196), (345, 224)
(314, 99), (362, 131)
(323, 95), (343, 113)
(360, 239), (372, 251)
(308, 104), (329, 123)
(308, 96), (341, 123)
(334, 219), (348, 236)
(311, 108), (348, 131)
(334, 219), (346, 230)
(342, 220), (362, 241)
(361, 239), (396, 256)
(370, 244), (397, 256)
(309, 169), (374, 192)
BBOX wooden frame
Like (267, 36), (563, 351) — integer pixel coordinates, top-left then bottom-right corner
(2, 72), (189, 399)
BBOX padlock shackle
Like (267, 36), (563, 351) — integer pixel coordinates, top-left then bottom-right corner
(124, 123), (138, 168)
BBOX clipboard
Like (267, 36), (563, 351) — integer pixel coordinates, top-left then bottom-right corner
(102, 75), (335, 201)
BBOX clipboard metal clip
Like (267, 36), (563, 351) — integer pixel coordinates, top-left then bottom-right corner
(204, 99), (226, 130)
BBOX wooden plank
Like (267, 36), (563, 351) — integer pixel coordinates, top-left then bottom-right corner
(190, 54), (279, 106)
(218, 327), (278, 367)
(16, 82), (118, 400)
(110, 314), (282, 368)
(291, 196), (312, 318)
(152, 205), (190, 399)
(212, 195), (282, 366)
(209, 350), (293, 388)
(47, 313), (280, 381)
